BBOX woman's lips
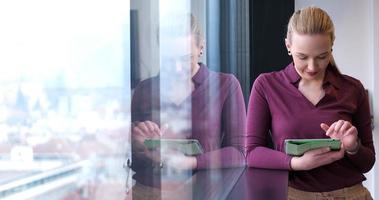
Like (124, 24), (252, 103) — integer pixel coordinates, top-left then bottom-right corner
(306, 71), (318, 76)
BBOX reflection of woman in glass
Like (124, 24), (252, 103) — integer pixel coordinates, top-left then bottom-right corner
(246, 7), (375, 199)
(130, 14), (246, 199)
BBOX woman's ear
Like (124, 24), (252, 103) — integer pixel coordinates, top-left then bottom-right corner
(285, 38), (291, 51)
(199, 39), (205, 57)
(200, 39), (205, 50)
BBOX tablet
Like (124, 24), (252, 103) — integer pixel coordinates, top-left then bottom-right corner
(284, 138), (341, 156)
(144, 138), (204, 156)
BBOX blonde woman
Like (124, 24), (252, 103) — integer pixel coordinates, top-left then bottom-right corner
(246, 7), (375, 199)
(131, 14), (246, 199)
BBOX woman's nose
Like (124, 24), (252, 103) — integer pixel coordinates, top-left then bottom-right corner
(307, 59), (318, 71)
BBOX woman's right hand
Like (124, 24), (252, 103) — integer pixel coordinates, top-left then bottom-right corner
(290, 147), (345, 171)
(132, 121), (162, 151)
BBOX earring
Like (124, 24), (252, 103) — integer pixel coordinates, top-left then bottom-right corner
(199, 51), (203, 57)
(288, 50), (292, 55)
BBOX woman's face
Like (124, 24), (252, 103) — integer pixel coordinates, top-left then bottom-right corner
(161, 35), (203, 77)
(190, 36), (203, 69)
(286, 32), (332, 82)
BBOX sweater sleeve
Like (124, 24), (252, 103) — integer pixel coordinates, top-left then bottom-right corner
(246, 75), (292, 170)
(345, 83), (375, 173)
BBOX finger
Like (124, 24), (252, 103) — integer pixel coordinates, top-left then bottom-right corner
(146, 121), (160, 131)
(339, 121), (351, 136)
(329, 148), (345, 160)
(325, 123), (337, 137)
(344, 126), (358, 137)
(160, 123), (169, 136)
(320, 123), (330, 132)
(137, 122), (149, 132)
(150, 121), (160, 132)
(144, 121), (155, 132)
(307, 147), (331, 156)
(320, 150), (344, 165)
(145, 121), (160, 136)
(328, 121), (343, 139)
(336, 120), (345, 129)
(333, 120), (345, 135)
(164, 148), (181, 156)
(319, 148), (344, 161)
(132, 126), (145, 137)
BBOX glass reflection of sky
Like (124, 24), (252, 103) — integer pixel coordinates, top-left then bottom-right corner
(0, 1), (131, 199)
(158, 0), (193, 140)
(0, 0), (129, 89)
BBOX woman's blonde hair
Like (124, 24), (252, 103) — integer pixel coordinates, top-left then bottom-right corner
(190, 14), (204, 47)
(157, 14), (204, 48)
(287, 6), (340, 73)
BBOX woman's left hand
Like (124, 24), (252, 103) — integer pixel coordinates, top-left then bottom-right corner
(321, 120), (359, 152)
(160, 149), (197, 171)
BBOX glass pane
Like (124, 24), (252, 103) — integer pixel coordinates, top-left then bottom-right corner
(130, 0), (247, 199)
(0, 1), (131, 199)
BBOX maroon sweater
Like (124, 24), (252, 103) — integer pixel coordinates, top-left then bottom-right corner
(131, 63), (246, 187)
(246, 63), (375, 192)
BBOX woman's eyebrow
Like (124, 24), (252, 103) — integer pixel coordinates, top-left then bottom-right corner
(294, 51), (330, 56)
(295, 52), (307, 56)
(318, 51), (330, 56)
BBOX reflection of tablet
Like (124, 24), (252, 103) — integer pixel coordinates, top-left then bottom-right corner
(144, 139), (204, 156)
(285, 138), (341, 156)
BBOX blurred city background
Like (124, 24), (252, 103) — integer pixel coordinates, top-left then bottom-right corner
(0, 1), (131, 199)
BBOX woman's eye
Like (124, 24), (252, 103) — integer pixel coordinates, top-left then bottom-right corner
(298, 56), (307, 60)
(317, 56), (327, 60)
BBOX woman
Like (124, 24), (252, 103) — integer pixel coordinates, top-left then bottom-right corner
(131, 14), (246, 199)
(246, 7), (375, 199)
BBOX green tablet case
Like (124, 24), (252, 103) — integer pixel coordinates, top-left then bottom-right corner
(285, 138), (341, 156)
(144, 138), (204, 156)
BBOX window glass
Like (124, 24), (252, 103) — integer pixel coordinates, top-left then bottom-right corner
(130, 0), (247, 199)
(0, 1), (131, 199)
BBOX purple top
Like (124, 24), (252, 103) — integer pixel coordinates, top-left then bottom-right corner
(246, 63), (375, 192)
(131, 63), (246, 186)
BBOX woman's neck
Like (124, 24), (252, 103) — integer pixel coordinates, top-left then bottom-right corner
(191, 63), (201, 78)
(299, 78), (323, 88)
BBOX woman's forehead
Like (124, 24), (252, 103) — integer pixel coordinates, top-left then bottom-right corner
(160, 36), (194, 56)
(291, 33), (331, 52)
